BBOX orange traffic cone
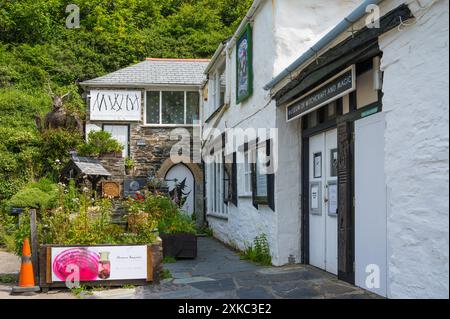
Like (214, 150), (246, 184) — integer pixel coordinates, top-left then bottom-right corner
(11, 238), (40, 294)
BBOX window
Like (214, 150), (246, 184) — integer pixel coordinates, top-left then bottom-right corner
(251, 140), (275, 211)
(206, 62), (226, 120)
(240, 150), (252, 197)
(207, 151), (228, 216)
(103, 124), (129, 158)
(145, 91), (200, 125)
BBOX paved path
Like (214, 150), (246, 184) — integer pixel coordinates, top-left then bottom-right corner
(136, 237), (379, 299)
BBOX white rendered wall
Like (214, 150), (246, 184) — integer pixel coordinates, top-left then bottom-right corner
(205, 0), (279, 263)
(272, 0), (361, 75)
(379, 0), (449, 299)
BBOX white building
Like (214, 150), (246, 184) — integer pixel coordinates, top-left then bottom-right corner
(202, 0), (449, 299)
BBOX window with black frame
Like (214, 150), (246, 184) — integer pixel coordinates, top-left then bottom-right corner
(251, 140), (275, 211)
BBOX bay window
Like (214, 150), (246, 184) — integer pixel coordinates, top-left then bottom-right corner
(145, 90), (200, 125)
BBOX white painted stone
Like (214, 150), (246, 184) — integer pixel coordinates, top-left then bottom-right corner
(203, 0), (361, 266)
(379, 0), (449, 299)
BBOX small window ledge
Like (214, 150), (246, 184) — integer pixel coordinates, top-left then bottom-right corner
(206, 213), (229, 221)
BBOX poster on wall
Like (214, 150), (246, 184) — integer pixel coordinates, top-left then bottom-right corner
(90, 90), (141, 121)
(51, 245), (148, 282)
(236, 24), (253, 104)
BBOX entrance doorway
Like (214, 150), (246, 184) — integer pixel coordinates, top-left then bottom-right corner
(309, 128), (338, 275)
(165, 164), (195, 215)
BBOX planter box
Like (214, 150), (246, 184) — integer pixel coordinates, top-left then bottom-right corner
(160, 233), (197, 259)
(39, 241), (163, 290)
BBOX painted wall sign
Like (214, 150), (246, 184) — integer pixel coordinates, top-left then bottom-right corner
(236, 24), (253, 104)
(50, 245), (148, 282)
(286, 65), (356, 122)
(90, 90), (141, 121)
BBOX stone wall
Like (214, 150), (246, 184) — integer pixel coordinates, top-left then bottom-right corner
(85, 89), (204, 223)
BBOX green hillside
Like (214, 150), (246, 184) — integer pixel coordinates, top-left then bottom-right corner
(0, 0), (252, 202)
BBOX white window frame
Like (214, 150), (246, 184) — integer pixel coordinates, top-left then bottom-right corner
(144, 90), (200, 127)
(207, 151), (228, 216)
(239, 150), (253, 197)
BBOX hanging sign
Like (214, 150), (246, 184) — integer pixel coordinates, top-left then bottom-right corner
(286, 65), (356, 122)
(90, 90), (141, 121)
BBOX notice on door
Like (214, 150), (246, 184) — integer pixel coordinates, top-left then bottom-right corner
(328, 183), (338, 215)
(310, 182), (321, 215)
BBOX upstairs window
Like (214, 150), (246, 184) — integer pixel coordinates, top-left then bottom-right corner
(146, 91), (199, 125)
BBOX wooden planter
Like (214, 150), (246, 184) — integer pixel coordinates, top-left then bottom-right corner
(160, 233), (197, 259)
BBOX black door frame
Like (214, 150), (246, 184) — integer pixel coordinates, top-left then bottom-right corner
(300, 95), (356, 284)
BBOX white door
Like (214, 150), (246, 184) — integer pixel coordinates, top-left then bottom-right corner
(103, 125), (129, 158)
(355, 112), (387, 297)
(166, 164), (195, 215)
(309, 129), (338, 275)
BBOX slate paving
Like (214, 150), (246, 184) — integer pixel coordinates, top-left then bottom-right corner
(136, 237), (380, 299)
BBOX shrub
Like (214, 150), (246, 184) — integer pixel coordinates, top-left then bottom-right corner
(39, 129), (83, 178)
(240, 234), (272, 266)
(6, 177), (58, 210)
(78, 130), (123, 157)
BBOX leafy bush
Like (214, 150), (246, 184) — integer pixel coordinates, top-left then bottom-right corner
(39, 129), (83, 178)
(240, 234), (272, 266)
(78, 130), (123, 157)
(7, 178), (58, 210)
(124, 194), (197, 235)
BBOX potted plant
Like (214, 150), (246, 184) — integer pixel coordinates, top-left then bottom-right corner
(147, 177), (168, 194)
(124, 157), (135, 175)
(158, 209), (197, 259)
(78, 131), (123, 158)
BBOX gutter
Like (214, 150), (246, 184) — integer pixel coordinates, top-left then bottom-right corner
(204, 41), (227, 75)
(263, 0), (385, 91)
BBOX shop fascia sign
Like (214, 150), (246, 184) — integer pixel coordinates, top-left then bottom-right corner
(286, 65), (356, 122)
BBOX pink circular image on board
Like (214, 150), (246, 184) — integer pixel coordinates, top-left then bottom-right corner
(53, 248), (100, 281)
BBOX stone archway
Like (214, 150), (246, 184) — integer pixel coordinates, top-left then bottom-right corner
(157, 159), (203, 182)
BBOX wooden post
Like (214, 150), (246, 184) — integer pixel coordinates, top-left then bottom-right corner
(29, 208), (39, 283)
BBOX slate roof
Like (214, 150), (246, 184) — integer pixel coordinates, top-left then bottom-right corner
(62, 157), (111, 177)
(80, 58), (210, 87)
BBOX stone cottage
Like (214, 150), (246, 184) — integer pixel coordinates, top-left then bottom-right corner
(80, 58), (209, 223)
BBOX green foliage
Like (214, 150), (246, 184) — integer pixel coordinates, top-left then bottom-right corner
(124, 194), (196, 234)
(240, 234), (272, 266)
(40, 129), (84, 178)
(160, 268), (173, 280)
(78, 130), (123, 157)
(197, 224), (213, 237)
(0, 274), (17, 284)
(163, 256), (177, 264)
(71, 285), (93, 298)
(0, 0), (252, 204)
(7, 178), (59, 210)
(124, 157), (135, 169)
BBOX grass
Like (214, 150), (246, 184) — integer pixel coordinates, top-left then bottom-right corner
(163, 256), (177, 264)
(239, 234), (272, 266)
(0, 274), (17, 284)
(196, 225), (213, 237)
(70, 286), (93, 298)
(160, 268), (172, 280)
